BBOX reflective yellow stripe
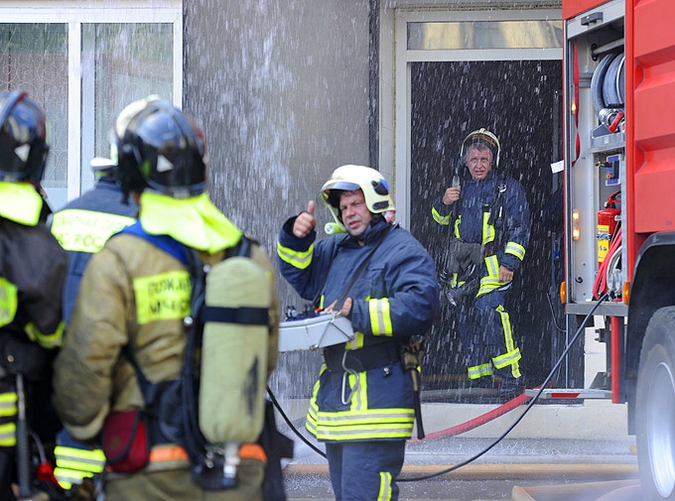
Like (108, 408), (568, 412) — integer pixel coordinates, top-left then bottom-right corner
(0, 422), (16, 447)
(53, 467), (92, 489)
(454, 215), (462, 238)
(51, 210), (135, 253)
(134, 271), (191, 324)
(369, 298), (392, 336)
(492, 305), (522, 377)
(0, 182), (42, 226)
(276, 241), (314, 270)
(54, 446), (106, 473)
(431, 207), (450, 225)
(505, 241), (526, 261)
(24, 321), (65, 349)
(467, 363), (493, 379)
(482, 211), (495, 246)
(0, 278), (18, 329)
(477, 255), (506, 297)
(0, 392), (17, 417)
(347, 331), (365, 350)
(378, 472), (393, 501)
(349, 371), (368, 412)
(307, 408), (415, 441)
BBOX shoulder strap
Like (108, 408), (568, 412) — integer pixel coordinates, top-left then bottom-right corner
(119, 221), (189, 265)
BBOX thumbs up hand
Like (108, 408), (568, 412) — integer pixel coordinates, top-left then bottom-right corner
(293, 200), (317, 238)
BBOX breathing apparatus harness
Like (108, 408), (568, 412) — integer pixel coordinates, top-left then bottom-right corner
(440, 168), (510, 307)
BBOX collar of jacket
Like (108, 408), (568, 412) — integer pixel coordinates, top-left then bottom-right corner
(0, 181), (43, 226)
(338, 218), (392, 248)
(138, 191), (242, 254)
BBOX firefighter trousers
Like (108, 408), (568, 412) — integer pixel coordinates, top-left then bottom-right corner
(325, 440), (405, 501)
(457, 289), (522, 382)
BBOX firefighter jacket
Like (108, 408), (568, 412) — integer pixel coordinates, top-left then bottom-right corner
(50, 177), (137, 324)
(431, 170), (530, 296)
(52, 197), (280, 479)
(0, 182), (67, 448)
(277, 217), (439, 442)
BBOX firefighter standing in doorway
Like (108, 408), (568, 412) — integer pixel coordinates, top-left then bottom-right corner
(431, 128), (530, 395)
(52, 98), (279, 501)
(277, 165), (439, 501)
(0, 90), (68, 499)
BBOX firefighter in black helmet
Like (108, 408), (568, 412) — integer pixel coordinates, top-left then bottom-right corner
(53, 97), (280, 501)
(432, 128), (531, 396)
(0, 90), (68, 499)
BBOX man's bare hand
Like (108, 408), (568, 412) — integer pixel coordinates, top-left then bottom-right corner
(499, 265), (513, 283)
(324, 297), (353, 317)
(293, 200), (316, 238)
(442, 186), (461, 205)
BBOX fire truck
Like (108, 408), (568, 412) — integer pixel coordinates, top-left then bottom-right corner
(556, 0), (675, 498)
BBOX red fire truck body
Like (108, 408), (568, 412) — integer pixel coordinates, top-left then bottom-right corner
(561, 0), (675, 497)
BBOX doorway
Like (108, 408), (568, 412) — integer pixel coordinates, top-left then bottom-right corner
(409, 59), (564, 393)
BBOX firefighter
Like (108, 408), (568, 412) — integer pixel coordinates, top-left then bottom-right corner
(52, 98), (279, 501)
(51, 155), (137, 323)
(277, 165), (439, 501)
(431, 128), (530, 395)
(0, 90), (68, 499)
(49, 146), (138, 493)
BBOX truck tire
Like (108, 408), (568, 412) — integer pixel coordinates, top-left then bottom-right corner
(637, 306), (675, 500)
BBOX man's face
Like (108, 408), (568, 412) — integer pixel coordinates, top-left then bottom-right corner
(465, 146), (493, 180)
(339, 189), (372, 238)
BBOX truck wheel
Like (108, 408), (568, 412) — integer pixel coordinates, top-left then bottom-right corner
(637, 306), (675, 500)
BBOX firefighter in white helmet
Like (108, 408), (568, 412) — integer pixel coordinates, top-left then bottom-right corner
(277, 164), (439, 501)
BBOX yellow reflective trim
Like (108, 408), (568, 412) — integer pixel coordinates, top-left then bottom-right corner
(505, 241), (526, 261)
(369, 298), (393, 336)
(431, 208), (450, 225)
(0, 278), (18, 329)
(454, 215), (462, 238)
(24, 321), (65, 349)
(276, 241), (314, 270)
(54, 467), (91, 489)
(134, 271), (191, 324)
(347, 331), (365, 350)
(378, 472), (393, 501)
(482, 211), (495, 246)
(54, 446), (106, 472)
(0, 392), (17, 417)
(493, 305), (521, 377)
(468, 363), (493, 379)
(51, 210), (135, 253)
(0, 422), (16, 447)
(0, 182), (42, 226)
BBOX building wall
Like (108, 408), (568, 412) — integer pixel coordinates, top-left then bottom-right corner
(184, 0), (373, 395)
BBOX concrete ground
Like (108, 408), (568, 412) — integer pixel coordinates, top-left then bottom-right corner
(277, 395), (640, 501)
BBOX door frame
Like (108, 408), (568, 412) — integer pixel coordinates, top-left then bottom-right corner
(379, 5), (562, 227)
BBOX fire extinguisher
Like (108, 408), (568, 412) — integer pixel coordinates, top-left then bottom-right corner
(597, 191), (621, 264)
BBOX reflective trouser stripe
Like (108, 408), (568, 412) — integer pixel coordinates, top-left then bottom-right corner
(277, 241), (314, 269)
(467, 363), (493, 379)
(492, 305), (521, 378)
(378, 471), (393, 501)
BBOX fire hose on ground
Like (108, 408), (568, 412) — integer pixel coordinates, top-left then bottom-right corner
(268, 293), (610, 482)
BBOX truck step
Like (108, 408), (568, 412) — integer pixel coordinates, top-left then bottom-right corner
(524, 388), (612, 400)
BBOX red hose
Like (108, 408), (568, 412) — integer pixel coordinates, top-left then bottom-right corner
(413, 391), (532, 442)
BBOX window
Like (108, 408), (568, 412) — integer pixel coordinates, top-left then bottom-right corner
(0, 3), (181, 210)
